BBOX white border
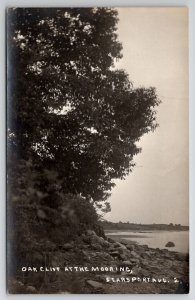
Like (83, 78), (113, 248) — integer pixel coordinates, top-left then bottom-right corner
(1, 0), (194, 299)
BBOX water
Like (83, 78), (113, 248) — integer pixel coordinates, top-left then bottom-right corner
(106, 230), (189, 253)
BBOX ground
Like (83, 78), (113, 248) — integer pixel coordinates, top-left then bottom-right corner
(8, 230), (189, 294)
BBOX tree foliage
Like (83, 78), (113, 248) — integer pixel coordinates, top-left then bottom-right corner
(7, 7), (160, 206)
(7, 9), (161, 281)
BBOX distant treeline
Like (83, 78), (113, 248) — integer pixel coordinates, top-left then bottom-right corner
(100, 220), (189, 231)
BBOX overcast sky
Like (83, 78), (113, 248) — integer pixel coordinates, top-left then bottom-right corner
(106, 8), (188, 225)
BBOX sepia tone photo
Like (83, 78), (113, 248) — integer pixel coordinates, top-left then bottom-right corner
(6, 7), (189, 294)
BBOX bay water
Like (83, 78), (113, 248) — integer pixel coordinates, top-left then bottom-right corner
(105, 230), (189, 253)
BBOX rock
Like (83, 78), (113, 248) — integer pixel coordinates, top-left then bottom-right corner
(120, 240), (129, 245)
(121, 260), (131, 266)
(162, 248), (169, 252)
(103, 240), (110, 247)
(84, 234), (109, 248)
(163, 252), (173, 259)
(82, 234), (91, 243)
(91, 243), (103, 251)
(51, 251), (71, 265)
(140, 268), (149, 277)
(131, 251), (140, 259)
(26, 286), (37, 293)
(98, 236), (106, 243)
(82, 250), (91, 261)
(165, 241), (175, 247)
(107, 237), (115, 243)
(163, 260), (173, 269)
(82, 244), (90, 249)
(8, 280), (25, 293)
(113, 242), (127, 249)
(117, 247), (129, 254)
(109, 251), (121, 258)
(98, 237), (110, 247)
(86, 280), (103, 289)
(148, 265), (162, 273)
(14, 280), (24, 287)
(130, 258), (140, 264)
(91, 235), (107, 246)
(147, 250), (156, 256)
(126, 244), (135, 251)
(86, 230), (97, 236)
(140, 258), (149, 266)
(119, 253), (127, 260)
(62, 243), (73, 250)
(132, 266), (141, 275)
(108, 246), (115, 252)
(93, 251), (115, 260)
(140, 252), (147, 259)
(109, 247), (131, 261)
(175, 253), (188, 261)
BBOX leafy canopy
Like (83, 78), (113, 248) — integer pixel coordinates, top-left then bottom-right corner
(7, 8), (160, 204)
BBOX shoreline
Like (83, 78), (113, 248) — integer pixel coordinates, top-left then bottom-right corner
(106, 235), (189, 255)
(105, 230), (189, 255)
(9, 230), (189, 294)
(105, 229), (189, 233)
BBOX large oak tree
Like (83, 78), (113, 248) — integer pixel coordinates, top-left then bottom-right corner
(7, 8), (160, 206)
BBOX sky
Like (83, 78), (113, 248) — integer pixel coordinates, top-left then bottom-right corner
(106, 8), (188, 225)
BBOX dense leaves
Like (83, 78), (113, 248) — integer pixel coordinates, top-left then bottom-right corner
(7, 8), (160, 204)
(7, 9), (161, 282)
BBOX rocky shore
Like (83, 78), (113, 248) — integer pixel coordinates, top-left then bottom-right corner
(9, 230), (189, 294)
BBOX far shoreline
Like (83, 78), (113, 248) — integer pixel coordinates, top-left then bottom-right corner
(100, 221), (189, 233)
(104, 228), (189, 233)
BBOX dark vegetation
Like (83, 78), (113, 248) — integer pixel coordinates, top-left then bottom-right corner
(7, 7), (160, 289)
(101, 220), (189, 231)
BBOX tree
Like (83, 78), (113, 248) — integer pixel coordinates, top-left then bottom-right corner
(7, 7), (160, 208)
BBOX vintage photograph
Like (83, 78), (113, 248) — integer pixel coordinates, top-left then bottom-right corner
(7, 7), (189, 294)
